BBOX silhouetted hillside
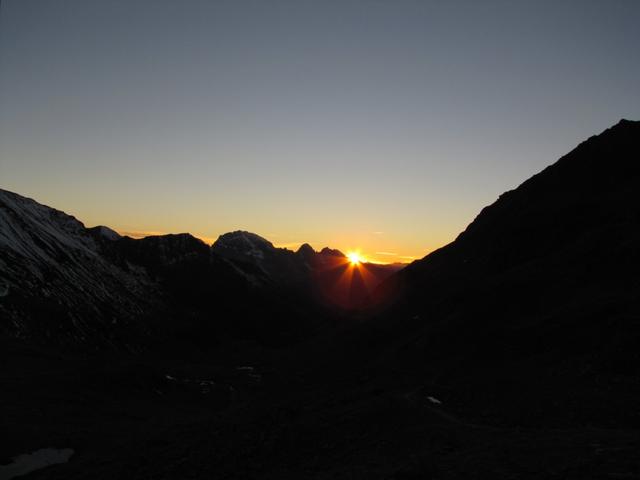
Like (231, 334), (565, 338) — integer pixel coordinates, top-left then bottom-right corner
(372, 119), (640, 426)
(0, 189), (158, 345)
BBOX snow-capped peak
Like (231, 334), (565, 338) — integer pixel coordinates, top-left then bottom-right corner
(212, 231), (275, 258)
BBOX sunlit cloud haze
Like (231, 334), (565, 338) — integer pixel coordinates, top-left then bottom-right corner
(1, 0), (639, 263)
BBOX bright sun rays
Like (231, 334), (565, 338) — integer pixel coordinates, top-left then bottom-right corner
(346, 251), (364, 265)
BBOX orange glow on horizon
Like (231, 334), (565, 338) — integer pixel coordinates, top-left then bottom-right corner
(116, 228), (420, 267)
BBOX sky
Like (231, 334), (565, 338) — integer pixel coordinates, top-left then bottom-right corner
(1, 0), (639, 263)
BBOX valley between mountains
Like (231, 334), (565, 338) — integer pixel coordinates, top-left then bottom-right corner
(1, 120), (640, 479)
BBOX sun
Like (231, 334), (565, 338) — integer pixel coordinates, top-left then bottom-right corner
(346, 252), (363, 265)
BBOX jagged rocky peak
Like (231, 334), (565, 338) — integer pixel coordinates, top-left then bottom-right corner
(145, 233), (210, 257)
(296, 242), (316, 258)
(214, 230), (274, 248)
(319, 247), (345, 257)
(135, 232), (207, 247)
(294, 243), (316, 266)
(297, 243), (315, 254)
(117, 233), (211, 268)
(212, 231), (275, 258)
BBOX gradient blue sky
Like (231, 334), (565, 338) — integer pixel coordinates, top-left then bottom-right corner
(1, 0), (639, 262)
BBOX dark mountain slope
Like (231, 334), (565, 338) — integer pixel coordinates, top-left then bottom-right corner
(0, 189), (158, 345)
(403, 118), (639, 285)
(371, 119), (640, 426)
(0, 193), (317, 348)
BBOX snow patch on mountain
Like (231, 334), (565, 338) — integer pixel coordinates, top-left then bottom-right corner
(0, 189), (156, 343)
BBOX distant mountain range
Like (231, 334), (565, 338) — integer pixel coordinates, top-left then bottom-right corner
(2, 120), (638, 357)
(0, 192), (401, 346)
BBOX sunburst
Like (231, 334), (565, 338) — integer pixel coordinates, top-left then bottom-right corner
(346, 251), (363, 265)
